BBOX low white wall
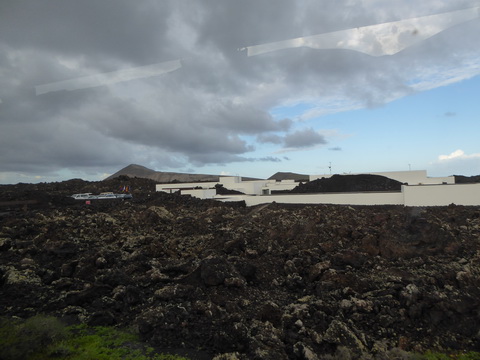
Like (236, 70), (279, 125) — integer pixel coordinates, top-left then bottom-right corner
(264, 180), (298, 191)
(218, 184), (480, 206)
(417, 176), (455, 185)
(219, 178), (297, 195)
(219, 176), (242, 185)
(156, 181), (218, 192)
(217, 192), (404, 206)
(403, 183), (480, 206)
(181, 188), (216, 199)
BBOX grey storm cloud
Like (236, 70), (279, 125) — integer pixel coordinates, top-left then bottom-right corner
(257, 134), (284, 145)
(259, 156), (282, 163)
(257, 129), (328, 150)
(1, 0), (479, 179)
(284, 128), (328, 149)
(35, 60), (183, 95)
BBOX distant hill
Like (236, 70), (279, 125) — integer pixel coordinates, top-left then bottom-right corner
(105, 164), (158, 179)
(268, 172), (309, 182)
(104, 164), (221, 183)
(105, 164), (262, 183)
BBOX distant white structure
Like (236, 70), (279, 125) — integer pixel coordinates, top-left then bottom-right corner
(155, 170), (480, 207)
(156, 176), (300, 198)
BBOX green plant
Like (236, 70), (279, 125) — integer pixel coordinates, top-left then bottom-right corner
(0, 315), (66, 360)
(0, 315), (190, 360)
(418, 351), (480, 360)
(422, 352), (451, 360)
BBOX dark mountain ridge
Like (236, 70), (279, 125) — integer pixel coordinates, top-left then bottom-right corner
(105, 164), (221, 183)
(105, 164), (261, 183)
(268, 171), (309, 182)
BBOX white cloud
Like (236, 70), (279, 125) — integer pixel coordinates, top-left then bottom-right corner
(438, 149), (480, 161)
(429, 149), (480, 176)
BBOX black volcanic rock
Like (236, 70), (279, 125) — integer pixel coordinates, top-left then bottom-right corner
(290, 174), (403, 193)
(214, 183), (244, 195)
(454, 175), (480, 183)
(1, 179), (480, 359)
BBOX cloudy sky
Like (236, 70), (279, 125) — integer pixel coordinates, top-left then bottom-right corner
(1, 0), (480, 184)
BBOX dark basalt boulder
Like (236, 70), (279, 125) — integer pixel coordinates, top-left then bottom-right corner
(290, 174), (403, 193)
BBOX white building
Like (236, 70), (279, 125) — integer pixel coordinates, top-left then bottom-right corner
(156, 171), (480, 207)
(156, 176), (301, 198)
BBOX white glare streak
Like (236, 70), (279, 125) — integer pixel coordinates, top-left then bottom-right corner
(244, 7), (479, 57)
(35, 60), (182, 95)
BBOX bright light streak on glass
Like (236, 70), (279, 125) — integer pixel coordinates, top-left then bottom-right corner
(35, 59), (182, 95)
(244, 7), (479, 57)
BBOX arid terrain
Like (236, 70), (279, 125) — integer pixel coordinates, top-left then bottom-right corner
(1, 177), (480, 359)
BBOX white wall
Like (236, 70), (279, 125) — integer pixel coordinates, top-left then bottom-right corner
(156, 176), (264, 195)
(403, 183), (480, 206)
(219, 176), (242, 185)
(217, 192), (404, 206)
(156, 181), (218, 193)
(416, 176), (455, 185)
(181, 188), (217, 199)
(263, 179), (298, 193)
(217, 184), (480, 206)
(157, 177), (299, 196)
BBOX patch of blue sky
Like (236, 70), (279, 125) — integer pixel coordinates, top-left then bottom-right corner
(406, 54), (480, 91)
(308, 75), (480, 174)
(259, 66), (480, 178)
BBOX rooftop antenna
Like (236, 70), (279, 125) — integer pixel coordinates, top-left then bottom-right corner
(329, 162), (332, 174)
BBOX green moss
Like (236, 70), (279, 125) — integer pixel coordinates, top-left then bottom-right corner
(0, 315), (190, 360)
(0, 315), (66, 360)
(418, 351), (480, 360)
(7, 315), (479, 360)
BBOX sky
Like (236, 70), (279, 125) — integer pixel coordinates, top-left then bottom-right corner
(1, 0), (480, 184)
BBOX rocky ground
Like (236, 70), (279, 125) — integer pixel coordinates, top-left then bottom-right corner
(1, 178), (480, 359)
